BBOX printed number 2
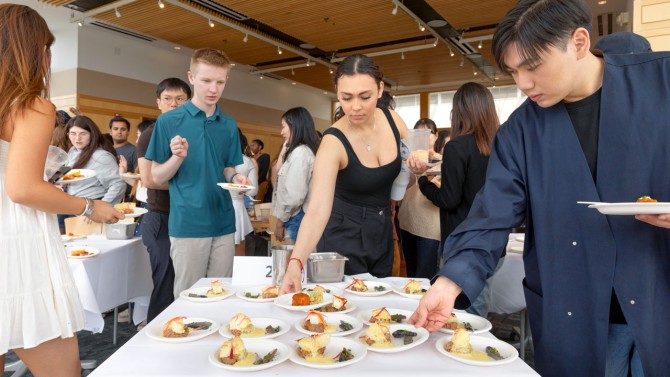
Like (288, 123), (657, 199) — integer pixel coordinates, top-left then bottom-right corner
(266, 265), (272, 278)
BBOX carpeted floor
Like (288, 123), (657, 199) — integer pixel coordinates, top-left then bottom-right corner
(3, 309), (534, 376)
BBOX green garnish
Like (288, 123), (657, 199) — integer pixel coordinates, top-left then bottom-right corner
(265, 325), (280, 334)
(486, 346), (503, 360)
(254, 349), (277, 365)
(463, 322), (474, 332)
(245, 292), (260, 299)
(185, 321), (212, 330)
(374, 286), (386, 291)
(390, 314), (407, 323)
(334, 347), (354, 362)
(339, 320), (353, 331)
(187, 293), (207, 298)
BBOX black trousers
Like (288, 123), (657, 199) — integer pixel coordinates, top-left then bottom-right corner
(317, 197), (393, 277)
(141, 211), (175, 322)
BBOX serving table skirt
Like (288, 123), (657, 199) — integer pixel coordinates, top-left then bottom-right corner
(90, 275), (538, 376)
(67, 235), (152, 332)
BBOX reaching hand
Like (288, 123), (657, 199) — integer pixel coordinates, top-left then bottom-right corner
(409, 276), (462, 332)
(279, 262), (303, 294)
(118, 155), (128, 174)
(88, 200), (125, 224)
(636, 214), (670, 229)
(274, 219), (285, 242)
(407, 154), (429, 175)
(232, 173), (252, 186)
(170, 135), (188, 158)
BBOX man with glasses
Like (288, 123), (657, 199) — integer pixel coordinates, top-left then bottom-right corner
(134, 78), (191, 322)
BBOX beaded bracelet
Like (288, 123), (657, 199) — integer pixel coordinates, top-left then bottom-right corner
(288, 257), (304, 273)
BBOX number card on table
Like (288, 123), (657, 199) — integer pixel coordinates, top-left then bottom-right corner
(232, 256), (273, 286)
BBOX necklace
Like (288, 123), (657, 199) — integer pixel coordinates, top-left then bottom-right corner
(347, 114), (376, 152)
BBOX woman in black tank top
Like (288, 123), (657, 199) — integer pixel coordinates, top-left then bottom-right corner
(279, 55), (409, 294)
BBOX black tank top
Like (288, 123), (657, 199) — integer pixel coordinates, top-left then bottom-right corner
(324, 108), (401, 208)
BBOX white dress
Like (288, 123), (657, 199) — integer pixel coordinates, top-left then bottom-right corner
(0, 140), (84, 353)
(231, 156), (258, 244)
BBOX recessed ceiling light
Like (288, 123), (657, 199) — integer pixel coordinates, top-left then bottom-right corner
(598, 0), (607, 4)
(173, 46), (181, 50)
(291, 82), (297, 85)
(427, 20), (447, 28)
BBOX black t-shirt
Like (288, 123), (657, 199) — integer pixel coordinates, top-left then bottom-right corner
(565, 88), (625, 324)
(136, 125), (170, 214)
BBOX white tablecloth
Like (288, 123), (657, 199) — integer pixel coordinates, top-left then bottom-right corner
(489, 234), (526, 314)
(67, 235), (152, 332)
(90, 276), (538, 376)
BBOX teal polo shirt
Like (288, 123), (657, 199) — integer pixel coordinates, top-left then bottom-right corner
(145, 100), (242, 237)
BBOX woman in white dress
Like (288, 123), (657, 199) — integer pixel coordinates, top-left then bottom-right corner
(0, 5), (123, 376)
(232, 131), (258, 255)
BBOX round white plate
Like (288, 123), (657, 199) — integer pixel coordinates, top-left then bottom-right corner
(289, 336), (367, 369)
(57, 169), (96, 185)
(392, 284), (430, 299)
(588, 202), (670, 215)
(65, 245), (100, 259)
(217, 183), (256, 193)
(344, 281), (393, 296)
(179, 286), (235, 303)
(121, 172), (141, 179)
(209, 339), (290, 372)
(358, 308), (414, 326)
(356, 324), (429, 353)
(514, 235), (525, 242)
(62, 234), (86, 242)
(236, 286), (278, 303)
(123, 207), (148, 218)
(438, 312), (493, 335)
(435, 334), (519, 366)
(219, 318), (289, 339)
(294, 313), (363, 337)
(274, 292), (333, 311)
(301, 284), (343, 296)
(145, 317), (219, 343)
(426, 166), (441, 175)
(313, 301), (358, 315)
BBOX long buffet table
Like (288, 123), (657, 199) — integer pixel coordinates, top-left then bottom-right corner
(66, 235), (153, 332)
(90, 276), (538, 376)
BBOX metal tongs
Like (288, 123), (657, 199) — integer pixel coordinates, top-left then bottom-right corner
(48, 165), (72, 184)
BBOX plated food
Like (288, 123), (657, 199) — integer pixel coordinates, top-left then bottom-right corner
(289, 334), (367, 369)
(637, 195), (657, 202)
(302, 284), (343, 296)
(236, 286), (280, 302)
(179, 280), (235, 302)
(114, 203), (148, 218)
(274, 291), (333, 311)
(344, 279), (392, 296)
(209, 337), (290, 371)
(435, 329), (519, 366)
(358, 307), (413, 326)
(145, 316), (219, 343)
(219, 316), (289, 339)
(217, 183), (256, 192)
(439, 311), (493, 335)
(65, 245), (99, 259)
(62, 232), (86, 242)
(356, 324), (429, 353)
(315, 295), (355, 313)
(295, 311), (363, 337)
(56, 169), (96, 184)
(121, 172), (141, 179)
(393, 279), (430, 299)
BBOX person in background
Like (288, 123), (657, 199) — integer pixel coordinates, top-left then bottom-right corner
(272, 107), (320, 242)
(280, 54), (409, 294)
(409, 0), (670, 375)
(250, 139), (270, 185)
(398, 118), (441, 279)
(433, 129), (451, 159)
(0, 5), (122, 375)
(146, 49), (250, 298)
(51, 110), (72, 152)
(136, 78), (190, 322)
(109, 115), (137, 201)
(65, 116), (125, 205)
(232, 130), (258, 256)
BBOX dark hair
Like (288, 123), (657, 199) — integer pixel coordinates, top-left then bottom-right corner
(67, 115), (118, 169)
(377, 91), (395, 110)
(251, 139), (265, 150)
(492, 0), (592, 72)
(0, 4), (54, 132)
(238, 129), (251, 157)
(137, 119), (155, 134)
(282, 107), (320, 162)
(450, 82), (499, 157)
(414, 118), (438, 134)
(109, 115), (131, 130)
(333, 54), (383, 89)
(155, 77), (192, 99)
(434, 129), (451, 154)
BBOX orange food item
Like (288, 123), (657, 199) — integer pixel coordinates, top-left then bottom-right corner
(292, 292), (311, 306)
(70, 249), (92, 257)
(637, 196), (658, 202)
(62, 171), (82, 180)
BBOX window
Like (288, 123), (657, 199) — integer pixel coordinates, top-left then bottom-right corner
(429, 86), (527, 127)
(393, 94), (421, 127)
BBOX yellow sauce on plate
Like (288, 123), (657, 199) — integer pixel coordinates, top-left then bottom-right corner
(450, 350), (491, 361)
(241, 326), (266, 337)
(305, 355), (335, 364)
(233, 352), (258, 366)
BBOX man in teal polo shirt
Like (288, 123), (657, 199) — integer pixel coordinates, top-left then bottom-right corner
(146, 48), (250, 297)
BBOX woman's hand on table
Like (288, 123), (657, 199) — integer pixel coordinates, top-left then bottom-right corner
(636, 213), (670, 229)
(409, 276), (463, 332)
(88, 200), (125, 224)
(279, 262), (303, 294)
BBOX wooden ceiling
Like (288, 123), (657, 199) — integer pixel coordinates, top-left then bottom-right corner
(40, 0), (627, 95)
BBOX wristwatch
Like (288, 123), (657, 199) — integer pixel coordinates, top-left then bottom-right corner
(79, 198), (95, 217)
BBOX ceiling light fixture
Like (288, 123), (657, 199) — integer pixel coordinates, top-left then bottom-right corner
(449, 48), (455, 57)
(259, 75), (264, 80)
(433, 39), (439, 47)
(598, 0), (607, 4)
(158, 0), (164, 9)
(391, 4), (398, 15)
(401, 52), (405, 60)
(306, 59), (311, 67)
(473, 70), (478, 75)
(77, 19), (83, 27)
(478, 40), (483, 49)
(418, 23), (425, 32)
(460, 57), (464, 67)
(329, 67), (334, 74)
(115, 8), (121, 18)
(278, 46), (283, 54)
(291, 69), (295, 76)
(208, 19), (215, 27)
(292, 82), (297, 85)
(243, 34), (248, 43)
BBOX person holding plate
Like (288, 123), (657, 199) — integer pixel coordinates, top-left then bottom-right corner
(0, 4), (123, 375)
(409, 1), (670, 376)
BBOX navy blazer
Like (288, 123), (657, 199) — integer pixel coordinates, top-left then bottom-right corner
(439, 51), (670, 377)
